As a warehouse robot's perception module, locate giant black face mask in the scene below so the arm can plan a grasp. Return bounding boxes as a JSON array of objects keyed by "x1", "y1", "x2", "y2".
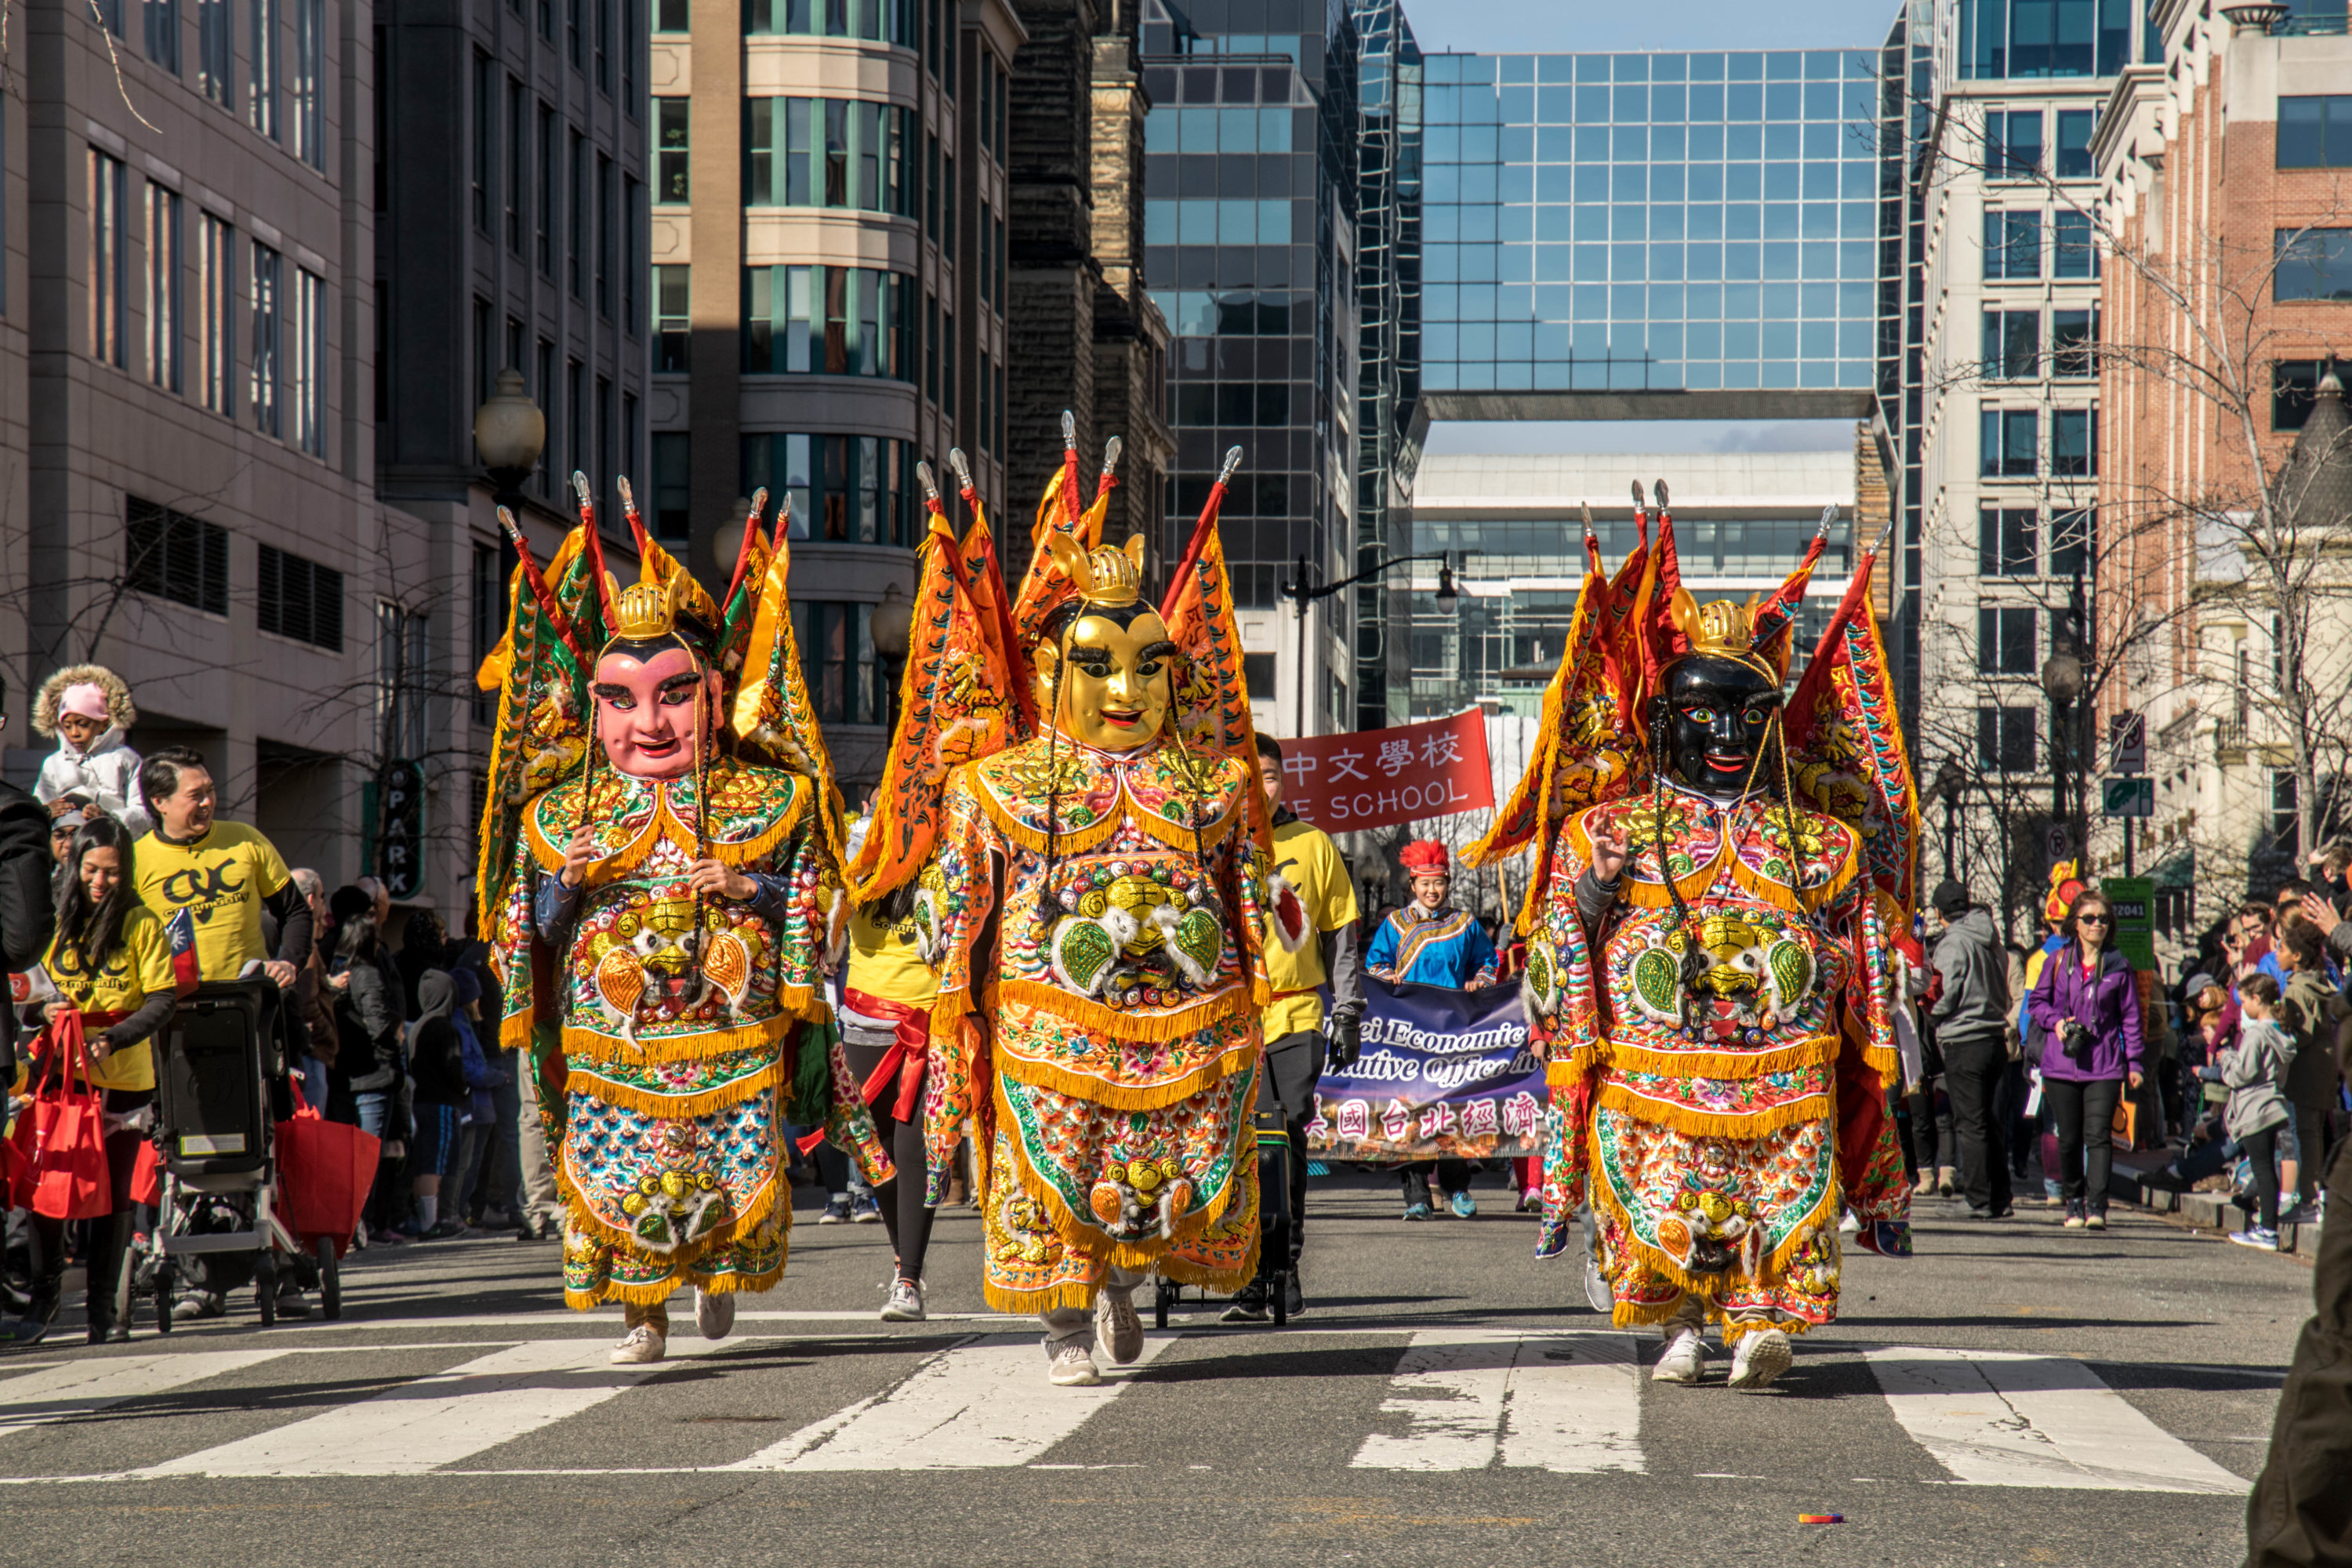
[{"x1": 1650, "y1": 655, "x2": 1782, "y2": 803}]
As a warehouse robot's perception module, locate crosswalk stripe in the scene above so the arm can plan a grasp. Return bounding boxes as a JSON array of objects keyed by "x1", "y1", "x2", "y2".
[
  {"x1": 1864, "y1": 1348, "x2": 2249, "y2": 1494},
  {"x1": 729, "y1": 1332, "x2": 1177, "y2": 1471},
  {"x1": 136, "y1": 1338, "x2": 729, "y2": 1478},
  {"x1": 1352, "y1": 1330, "x2": 1645, "y2": 1473},
  {"x1": 0, "y1": 1352, "x2": 289, "y2": 1436}
]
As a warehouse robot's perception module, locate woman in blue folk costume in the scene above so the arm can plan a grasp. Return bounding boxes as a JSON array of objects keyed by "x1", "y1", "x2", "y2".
[
  {"x1": 477, "y1": 479, "x2": 884, "y2": 1366},
  {"x1": 1367, "y1": 840, "x2": 1498, "y2": 990}
]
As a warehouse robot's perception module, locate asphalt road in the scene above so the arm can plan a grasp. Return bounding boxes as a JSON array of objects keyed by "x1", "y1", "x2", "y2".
[{"x1": 0, "y1": 1171, "x2": 2312, "y2": 1568}]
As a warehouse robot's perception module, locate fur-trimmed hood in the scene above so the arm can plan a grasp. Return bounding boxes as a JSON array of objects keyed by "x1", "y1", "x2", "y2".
[{"x1": 33, "y1": 664, "x2": 137, "y2": 739}]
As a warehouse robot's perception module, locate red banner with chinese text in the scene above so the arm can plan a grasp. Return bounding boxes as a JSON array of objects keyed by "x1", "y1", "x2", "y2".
[{"x1": 1276, "y1": 709, "x2": 1494, "y2": 833}]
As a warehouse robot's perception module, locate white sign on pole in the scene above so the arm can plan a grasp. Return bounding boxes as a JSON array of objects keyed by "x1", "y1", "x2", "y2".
[
  {"x1": 2045, "y1": 822, "x2": 2074, "y2": 862},
  {"x1": 2109, "y1": 712, "x2": 2147, "y2": 775}
]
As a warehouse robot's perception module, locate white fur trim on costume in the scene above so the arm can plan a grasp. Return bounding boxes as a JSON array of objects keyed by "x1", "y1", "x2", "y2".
[{"x1": 1266, "y1": 872, "x2": 1312, "y2": 953}]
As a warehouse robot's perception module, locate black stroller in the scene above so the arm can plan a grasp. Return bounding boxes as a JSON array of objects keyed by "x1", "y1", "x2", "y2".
[
  {"x1": 1152, "y1": 1104, "x2": 1292, "y2": 1327},
  {"x1": 144, "y1": 978, "x2": 341, "y2": 1329}
]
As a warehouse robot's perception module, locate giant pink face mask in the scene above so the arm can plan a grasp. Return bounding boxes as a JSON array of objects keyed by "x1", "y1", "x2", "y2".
[{"x1": 591, "y1": 645, "x2": 711, "y2": 780}]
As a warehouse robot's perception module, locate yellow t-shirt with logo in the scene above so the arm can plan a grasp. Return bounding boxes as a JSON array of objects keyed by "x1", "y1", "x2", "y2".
[
  {"x1": 44, "y1": 909, "x2": 175, "y2": 1091},
  {"x1": 134, "y1": 821, "x2": 293, "y2": 983},
  {"x1": 845, "y1": 902, "x2": 940, "y2": 1011},
  {"x1": 1261, "y1": 816, "x2": 1360, "y2": 1042}
]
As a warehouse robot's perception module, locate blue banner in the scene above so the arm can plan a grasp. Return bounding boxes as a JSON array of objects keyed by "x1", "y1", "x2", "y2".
[{"x1": 1305, "y1": 977, "x2": 1544, "y2": 1161}]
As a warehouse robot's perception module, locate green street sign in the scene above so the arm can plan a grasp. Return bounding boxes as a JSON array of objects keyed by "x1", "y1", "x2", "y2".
[
  {"x1": 2101, "y1": 876, "x2": 2157, "y2": 970},
  {"x1": 2103, "y1": 776, "x2": 2154, "y2": 818}
]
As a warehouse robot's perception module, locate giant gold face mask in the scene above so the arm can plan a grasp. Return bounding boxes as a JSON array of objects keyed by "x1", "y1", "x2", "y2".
[{"x1": 1035, "y1": 610, "x2": 1178, "y2": 753}]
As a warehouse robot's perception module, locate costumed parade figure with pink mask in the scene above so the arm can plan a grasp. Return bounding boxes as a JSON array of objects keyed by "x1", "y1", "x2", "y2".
[{"x1": 476, "y1": 477, "x2": 885, "y2": 1366}]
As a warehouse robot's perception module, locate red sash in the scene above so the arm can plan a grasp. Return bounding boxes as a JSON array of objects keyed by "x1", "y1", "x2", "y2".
[{"x1": 844, "y1": 987, "x2": 931, "y2": 1123}]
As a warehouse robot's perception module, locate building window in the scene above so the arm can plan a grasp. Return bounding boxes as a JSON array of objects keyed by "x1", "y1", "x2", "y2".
[
  {"x1": 535, "y1": 337, "x2": 555, "y2": 492},
  {"x1": 652, "y1": 432, "x2": 690, "y2": 539},
  {"x1": 652, "y1": 0, "x2": 685, "y2": 30},
  {"x1": 2277, "y1": 230, "x2": 2352, "y2": 303},
  {"x1": 655, "y1": 97, "x2": 689, "y2": 202},
  {"x1": 567, "y1": 0, "x2": 580, "y2": 67},
  {"x1": 1982, "y1": 209, "x2": 2040, "y2": 281},
  {"x1": 1958, "y1": 0, "x2": 2129, "y2": 80},
  {"x1": 794, "y1": 601, "x2": 883, "y2": 724},
  {"x1": 924, "y1": 131, "x2": 938, "y2": 242},
  {"x1": 147, "y1": 183, "x2": 182, "y2": 393},
  {"x1": 923, "y1": 291, "x2": 938, "y2": 402},
  {"x1": 199, "y1": 212, "x2": 234, "y2": 413},
  {"x1": 942, "y1": 150, "x2": 954, "y2": 260},
  {"x1": 1981, "y1": 308, "x2": 2038, "y2": 381},
  {"x1": 565, "y1": 357, "x2": 584, "y2": 485},
  {"x1": 597, "y1": 375, "x2": 613, "y2": 499},
  {"x1": 2050, "y1": 506, "x2": 2093, "y2": 578},
  {"x1": 537, "y1": 103, "x2": 557, "y2": 274},
  {"x1": 1976, "y1": 705, "x2": 2038, "y2": 772},
  {"x1": 89, "y1": 149, "x2": 126, "y2": 368},
  {"x1": 293, "y1": 0, "x2": 323, "y2": 166},
  {"x1": 654, "y1": 264, "x2": 688, "y2": 370},
  {"x1": 258, "y1": 542, "x2": 344, "y2": 648},
  {"x1": 198, "y1": 0, "x2": 230, "y2": 103},
  {"x1": 506, "y1": 77, "x2": 527, "y2": 252},
  {"x1": 978, "y1": 347, "x2": 993, "y2": 454},
  {"x1": 294, "y1": 267, "x2": 325, "y2": 456},
  {"x1": 2274, "y1": 359, "x2": 2350, "y2": 430},
  {"x1": 2053, "y1": 309, "x2": 2095, "y2": 377},
  {"x1": 2054, "y1": 109, "x2": 2094, "y2": 178},
  {"x1": 1977, "y1": 605, "x2": 2037, "y2": 675},
  {"x1": 597, "y1": 152, "x2": 614, "y2": 317},
  {"x1": 740, "y1": 432, "x2": 915, "y2": 546},
  {"x1": 1980, "y1": 406, "x2": 2038, "y2": 478},
  {"x1": 994, "y1": 359, "x2": 1004, "y2": 457},
  {"x1": 742, "y1": 264, "x2": 913, "y2": 379},
  {"x1": 251, "y1": 241, "x2": 281, "y2": 436},
  {"x1": 2053, "y1": 211, "x2": 2098, "y2": 278},
  {"x1": 249, "y1": 0, "x2": 278, "y2": 139},
  {"x1": 473, "y1": 53, "x2": 494, "y2": 231},
  {"x1": 1984, "y1": 108, "x2": 2042, "y2": 176},
  {"x1": 978, "y1": 49, "x2": 993, "y2": 157},
  {"x1": 2279, "y1": 96, "x2": 2352, "y2": 169},
  {"x1": 1978, "y1": 506, "x2": 2038, "y2": 575},
  {"x1": 472, "y1": 296, "x2": 492, "y2": 410},
  {"x1": 742, "y1": 0, "x2": 914, "y2": 45},
  {"x1": 622, "y1": 391, "x2": 639, "y2": 497},
  {"x1": 595, "y1": 0, "x2": 611, "y2": 91},
  {"x1": 623, "y1": 174, "x2": 641, "y2": 329},
  {"x1": 622, "y1": 0, "x2": 637, "y2": 103},
  {"x1": 568, "y1": 130, "x2": 586, "y2": 296},
  {"x1": 125, "y1": 496, "x2": 230, "y2": 615},
  {"x1": 744, "y1": 98, "x2": 911, "y2": 216},
  {"x1": 146, "y1": 0, "x2": 181, "y2": 73},
  {"x1": 978, "y1": 203, "x2": 993, "y2": 308},
  {"x1": 939, "y1": 305, "x2": 953, "y2": 414},
  {"x1": 2052, "y1": 407, "x2": 2095, "y2": 477}
]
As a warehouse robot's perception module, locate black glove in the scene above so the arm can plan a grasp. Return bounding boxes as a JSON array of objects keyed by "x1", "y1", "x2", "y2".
[{"x1": 1327, "y1": 1011, "x2": 1363, "y2": 1070}]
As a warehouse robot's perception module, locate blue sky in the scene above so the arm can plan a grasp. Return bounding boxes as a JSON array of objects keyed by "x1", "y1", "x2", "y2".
[{"x1": 1410, "y1": 0, "x2": 1899, "y2": 56}]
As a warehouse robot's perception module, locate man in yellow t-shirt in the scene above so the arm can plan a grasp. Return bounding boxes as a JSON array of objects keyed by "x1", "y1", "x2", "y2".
[
  {"x1": 1226, "y1": 732, "x2": 1363, "y2": 1323},
  {"x1": 132, "y1": 748, "x2": 312, "y2": 989}
]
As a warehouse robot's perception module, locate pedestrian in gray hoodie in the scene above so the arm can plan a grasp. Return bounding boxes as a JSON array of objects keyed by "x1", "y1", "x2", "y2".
[
  {"x1": 1930, "y1": 879, "x2": 2016, "y2": 1218},
  {"x1": 2221, "y1": 973, "x2": 2296, "y2": 1252}
]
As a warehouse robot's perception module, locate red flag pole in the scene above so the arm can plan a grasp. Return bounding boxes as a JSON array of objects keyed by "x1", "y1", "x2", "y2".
[
  {"x1": 1159, "y1": 446, "x2": 1244, "y2": 622},
  {"x1": 495, "y1": 507, "x2": 590, "y2": 666},
  {"x1": 1058, "y1": 410, "x2": 1082, "y2": 525}
]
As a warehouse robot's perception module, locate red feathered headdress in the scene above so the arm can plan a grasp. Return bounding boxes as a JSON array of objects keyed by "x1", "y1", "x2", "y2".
[{"x1": 1399, "y1": 840, "x2": 1451, "y2": 877}]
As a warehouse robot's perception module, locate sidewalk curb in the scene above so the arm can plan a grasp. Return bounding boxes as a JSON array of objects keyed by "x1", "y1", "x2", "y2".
[{"x1": 2108, "y1": 1156, "x2": 2313, "y2": 1252}]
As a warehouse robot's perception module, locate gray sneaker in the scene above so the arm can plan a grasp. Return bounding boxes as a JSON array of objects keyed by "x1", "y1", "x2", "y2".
[
  {"x1": 1046, "y1": 1338, "x2": 1101, "y2": 1387},
  {"x1": 880, "y1": 1278, "x2": 925, "y2": 1323},
  {"x1": 172, "y1": 1291, "x2": 225, "y2": 1323},
  {"x1": 1095, "y1": 1284, "x2": 1145, "y2": 1366}
]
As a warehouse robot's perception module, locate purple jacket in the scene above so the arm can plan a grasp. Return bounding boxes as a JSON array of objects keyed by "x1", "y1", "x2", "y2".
[{"x1": 2029, "y1": 942, "x2": 2147, "y2": 1083}]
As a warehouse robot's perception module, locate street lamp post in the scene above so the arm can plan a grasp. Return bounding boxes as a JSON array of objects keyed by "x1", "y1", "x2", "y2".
[
  {"x1": 2042, "y1": 637, "x2": 2085, "y2": 873},
  {"x1": 474, "y1": 367, "x2": 547, "y2": 517},
  {"x1": 869, "y1": 579, "x2": 914, "y2": 731},
  {"x1": 1934, "y1": 758, "x2": 1967, "y2": 882},
  {"x1": 1283, "y1": 551, "x2": 1457, "y2": 738}
]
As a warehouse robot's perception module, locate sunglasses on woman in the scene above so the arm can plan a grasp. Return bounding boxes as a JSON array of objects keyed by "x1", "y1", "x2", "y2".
[{"x1": 2078, "y1": 915, "x2": 2110, "y2": 926}]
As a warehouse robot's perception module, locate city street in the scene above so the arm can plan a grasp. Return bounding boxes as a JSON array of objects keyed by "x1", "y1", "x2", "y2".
[{"x1": 0, "y1": 1172, "x2": 2308, "y2": 1568}]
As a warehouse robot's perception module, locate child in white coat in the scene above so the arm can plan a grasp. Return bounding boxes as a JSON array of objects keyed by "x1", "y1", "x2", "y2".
[{"x1": 31, "y1": 665, "x2": 150, "y2": 836}]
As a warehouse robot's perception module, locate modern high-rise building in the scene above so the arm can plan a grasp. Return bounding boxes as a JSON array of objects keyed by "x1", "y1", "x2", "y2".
[
  {"x1": 3, "y1": 0, "x2": 397, "y2": 887},
  {"x1": 1140, "y1": 0, "x2": 1364, "y2": 739}
]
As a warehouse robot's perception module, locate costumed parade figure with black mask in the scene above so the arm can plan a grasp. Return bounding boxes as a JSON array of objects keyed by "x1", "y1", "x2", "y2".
[
  {"x1": 477, "y1": 477, "x2": 886, "y2": 1367},
  {"x1": 1471, "y1": 483, "x2": 1918, "y2": 1391}
]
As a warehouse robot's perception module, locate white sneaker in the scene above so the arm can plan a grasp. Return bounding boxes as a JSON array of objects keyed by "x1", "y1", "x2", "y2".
[
  {"x1": 695, "y1": 1289, "x2": 735, "y2": 1341},
  {"x1": 1652, "y1": 1327, "x2": 1706, "y2": 1384},
  {"x1": 1095, "y1": 1283, "x2": 1145, "y2": 1366},
  {"x1": 880, "y1": 1278, "x2": 925, "y2": 1323},
  {"x1": 1727, "y1": 1328, "x2": 1793, "y2": 1390},
  {"x1": 609, "y1": 1325, "x2": 666, "y2": 1365},
  {"x1": 1046, "y1": 1338, "x2": 1101, "y2": 1386}
]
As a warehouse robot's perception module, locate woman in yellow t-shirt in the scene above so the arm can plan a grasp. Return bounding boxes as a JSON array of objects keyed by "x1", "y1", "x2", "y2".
[
  {"x1": 840, "y1": 873, "x2": 943, "y2": 1323},
  {"x1": 20, "y1": 815, "x2": 177, "y2": 1345}
]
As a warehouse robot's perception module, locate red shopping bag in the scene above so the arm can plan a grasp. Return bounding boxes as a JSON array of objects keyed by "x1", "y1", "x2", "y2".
[
  {"x1": 130, "y1": 1138, "x2": 164, "y2": 1206},
  {"x1": 274, "y1": 1102, "x2": 379, "y2": 1255},
  {"x1": 23, "y1": 1014, "x2": 111, "y2": 1221}
]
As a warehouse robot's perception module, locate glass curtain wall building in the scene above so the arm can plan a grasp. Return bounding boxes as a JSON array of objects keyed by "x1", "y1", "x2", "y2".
[
  {"x1": 1414, "y1": 49, "x2": 1886, "y2": 408},
  {"x1": 1142, "y1": 0, "x2": 1365, "y2": 736}
]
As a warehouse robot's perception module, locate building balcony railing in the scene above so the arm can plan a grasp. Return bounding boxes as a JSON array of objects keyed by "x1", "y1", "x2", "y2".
[{"x1": 2215, "y1": 717, "x2": 2250, "y2": 761}]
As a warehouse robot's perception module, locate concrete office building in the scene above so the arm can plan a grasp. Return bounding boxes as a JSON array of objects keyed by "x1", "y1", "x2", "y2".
[
  {"x1": 3, "y1": 0, "x2": 396, "y2": 887},
  {"x1": 1903, "y1": 0, "x2": 2132, "y2": 887}
]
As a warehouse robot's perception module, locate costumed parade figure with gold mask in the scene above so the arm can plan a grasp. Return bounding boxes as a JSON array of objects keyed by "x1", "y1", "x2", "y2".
[
  {"x1": 477, "y1": 476, "x2": 886, "y2": 1367},
  {"x1": 1471, "y1": 484, "x2": 1918, "y2": 1392},
  {"x1": 887, "y1": 427, "x2": 1282, "y2": 1387}
]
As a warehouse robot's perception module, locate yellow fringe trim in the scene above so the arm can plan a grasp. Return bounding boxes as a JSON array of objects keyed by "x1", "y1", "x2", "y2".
[
  {"x1": 1601, "y1": 1033, "x2": 1838, "y2": 1080},
  {"x1": 1610, "y1": 1297, "x2": 1696, "y2": 1329},
  {"x1": 1545, "y1": 1051, "x2": 1599, "y2": 1087},
  {"x1": 1722, "y1": 1315, "x2": 1817, "y2": 1342},
  {"x1": 561, "y1": 1011, "x2": 797, "y2": 1066},
  {"x1": 982, "y1": 1278, "x2": 1102, "y2": 1315},
  {"x1": 1591, "y1": 1146, "x2": 1842, "y2": 1301},
  {"x1": 971, "y1": 775, "x2": 1239, "y2": 860},
  {"x1": 563, "y1": 1051, "x2": 791, "y2": 1118},
  {"x1": 499, "y1": 1008, "x2": 536, "y2": 1051},
  {"x1": 1000, "y1": 978, "x2": 1250, "y2": 1046},
  {"x1": 555, "y1": 1156, "x2": 786, "y2": 1258},
  {"x1": 1592, "y1": 1080, "x2": 1831, "y2": 1140},
  {"x1": 995, "y1": 1044, "x2": 1257, "y2": 1113},
  {"x1": 524, "y1": 768, "x2": 811, "y2": 877},
  {"x1": 1721, "y1": 835, "x2": 1859, "y2": 916},
  {"x1": 565, "y1": 1257, "x2": 789, "y2": 1312}
]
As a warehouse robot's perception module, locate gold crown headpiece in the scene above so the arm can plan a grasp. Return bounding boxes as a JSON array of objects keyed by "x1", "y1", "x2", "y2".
[
  {"x1": 604, "y1": 568, "x2": 688, "y2": 644},
  {"x1": 1667, "y1": 587, "x2": 1792, "y2": 681},
  {"x1": 1044, "y1": 533, "x2": 1147, "y2": 612}
]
